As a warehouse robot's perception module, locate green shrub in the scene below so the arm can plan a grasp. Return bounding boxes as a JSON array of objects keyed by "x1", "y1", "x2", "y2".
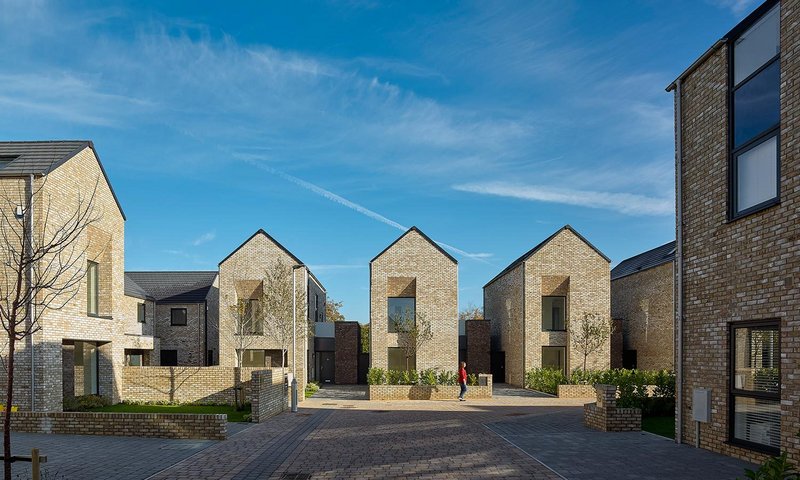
[
  {"x1": 524, "y1": 368, "x2": 567, "y2": 395},
  {"x1": 436, "y1": 370, "x2": 457, "y2": 386},
  {"x1": 652, "y1": 370, "x2": 676, "y2": 398},
  {"x1": 616, "y1": 369, "x2": 649, "y2": 409},
  {"x1": 305, "y1": 381, "x2": 320, "y2": 398},
  {"x1": 467, "y1": 373, "x2": 479, "y2": 386},
  {"x1": 387, "y1": 370, "x2": 404, "y2": 385},
  {"x1": 420, "y1": 369, "x2": 437, "y2": 386},
  {"x1": 367, "y1": 367, "x2": 386, "y2": 385},
  {"x1": 63, "y1": 394, "x2": 111, "y2": 411},
  {"x1": 741, "y1": 452, "x2": 798, "y2": 480}
]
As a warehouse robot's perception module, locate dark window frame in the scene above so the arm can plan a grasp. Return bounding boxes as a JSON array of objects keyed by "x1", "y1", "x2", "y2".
[
  {"x1": 728, "y1": 318, "x2": 780, "y2": 454},
  {"x1": 541, "y1": 346, "x2": 567, "y2": 375},
  {"x1": 542, "y1": 296, "x2": 567, "y2": 332},
  {"x1": 170, "y1": 308, "x2": 188, "y2": 326},
  {"x1": 727, "y1": 2, "x2": 781, "y2": 221},
  {"x1": 137, "y1": 303, "x2": 146, "y2": 323},
  {"x1": 160, "y1": 349, "x2": 178, "y2": 366}
]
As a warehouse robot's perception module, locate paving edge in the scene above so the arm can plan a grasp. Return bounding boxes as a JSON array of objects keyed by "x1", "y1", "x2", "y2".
[{"x1": 482, "y1": 423, "x2": 568, "y2": 480}]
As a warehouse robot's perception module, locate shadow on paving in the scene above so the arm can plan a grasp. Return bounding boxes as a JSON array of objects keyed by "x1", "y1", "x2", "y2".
[
  {"x1": 486, "y1": 409, "x2": 758, "y2": 480},
  {"x1": 312, "y1": 384, "x2": 368, "y2": 401}
]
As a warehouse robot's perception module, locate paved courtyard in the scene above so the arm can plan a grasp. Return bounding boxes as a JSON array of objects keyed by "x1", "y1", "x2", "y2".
[{"x1": 9, "y1": 387, "x2": 757, "y2": 479}]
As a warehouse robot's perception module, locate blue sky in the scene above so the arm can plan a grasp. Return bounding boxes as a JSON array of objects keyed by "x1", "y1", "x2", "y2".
[{"x1": 0, "y1": 0, "x2": 760, "y2": 322}]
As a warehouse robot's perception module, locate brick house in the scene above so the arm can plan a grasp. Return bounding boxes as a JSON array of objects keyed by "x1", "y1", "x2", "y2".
[
  {"x1": 217, "y1": 229, "x2": 325, "y2": 401},
  {"x1": 483, "y1": 225, "x2": 610, "y2": 387},
  {"x1": 610, "y1": 241, "x2": 675, "y2": 371},
  {"x1": 667, "y1": 0, "x2": 797, "y2": 462},
  {"x1": 369, "y1": 227, "x2": 459, "y2": 373},
  {"x1": 0, "y1": 141, "x2": 149, "y2": 411},
  {"x1": 124, "y1": 271, "x2": 219, "y2": 366}
]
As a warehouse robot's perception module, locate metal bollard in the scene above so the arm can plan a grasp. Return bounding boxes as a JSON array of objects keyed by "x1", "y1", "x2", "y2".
[{"x1": 291, "y1": 378, "x2": 298, "y2": 413}]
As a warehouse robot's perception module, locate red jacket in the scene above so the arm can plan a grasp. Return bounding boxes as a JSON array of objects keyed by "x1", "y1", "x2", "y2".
[{"x1": 458, "y1": 367, "x2": 467, "y2": 384}]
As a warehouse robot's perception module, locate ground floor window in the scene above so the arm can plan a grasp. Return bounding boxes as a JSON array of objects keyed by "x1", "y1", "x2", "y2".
[
  {"x1": 241, "y1": 349, "x2": 266, "y2": 367},
  {"x1": 542, "y1": 346, "x2": 566, "y2": 375},
  {"x1": 74, "y1": 341, "x2": 98, "y2": 395},
  {"x1": 730, "y1": 320, "x2": 780, "y2": 452},
  {"x1": 388, "y1": 347, "x2": 414, "y2": 371},
  {"x1": 125, "y1": 349, "x2": 146, "y2": 366},
  {"x1": 265, "y1": 349, "x2": 288, "y2": 368},
  {"x1": 160, "y1": 349, "x2": 178, "y2": 366}
]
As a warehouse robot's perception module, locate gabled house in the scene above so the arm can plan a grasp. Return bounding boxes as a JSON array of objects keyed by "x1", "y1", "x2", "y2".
[
  {"x1": 369, "y1": 227, "x2": 459, "y2": 373},
  {"x1": 0, "y1": 141, "x2": 136, "y2": 411},
  {"x1": 483, "y1": 225, "x2": 610, "y2": 387},
  {"x1": 610, "y1": 241, "x2": 675, "y2": 370}
]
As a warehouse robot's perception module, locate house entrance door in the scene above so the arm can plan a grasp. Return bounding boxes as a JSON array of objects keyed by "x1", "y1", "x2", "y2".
[{"x1": 319, "y1": 352, "x2": 335, "y2": 384}]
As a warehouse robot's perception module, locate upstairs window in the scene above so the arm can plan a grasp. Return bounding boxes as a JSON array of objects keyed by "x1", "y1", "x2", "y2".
[
  {"x1": 731, "y1": 4, "x2": 781, "y2": 217},
  {"x1": 542, "y1": 296, "x2": 566, "y2": 331},
  {"x1": 171, "y1": 308, "x2": 187, "y2": 326},
  {"x1": 87, "y1": 261, "x2": 99, "y2": 315},
  {"x1": 388, "y1": 297, "x2": 415, "y2": 333},
  {"x1": 137, "y1": 303, "x2": 146, "y2": 323}
]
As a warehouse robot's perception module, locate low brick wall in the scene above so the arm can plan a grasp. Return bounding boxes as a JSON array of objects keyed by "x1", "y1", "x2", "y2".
[
  {"x1": 369, "y1": 374, "x2": 492, "y2": 400},
  {"x1": 558, "y1": 384, "x2": 597, "y2": 398},
  {"x1": 251, "y1": 370, "x2": 288, "y2": 423},
  {"x1": 10, "y1": 411, "x2": 226, "y2": 440},
  {"x1": 121, "y1": 366, "x2": 266, "y2": 405},
  {"x1": 583, "y1": 384, "x2": 641, "y2": 432}
]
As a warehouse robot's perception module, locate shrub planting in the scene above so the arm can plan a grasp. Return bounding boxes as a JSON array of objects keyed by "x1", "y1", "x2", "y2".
[{"x1": 367, "y1": 368, "x2": 475, "y2": 386}]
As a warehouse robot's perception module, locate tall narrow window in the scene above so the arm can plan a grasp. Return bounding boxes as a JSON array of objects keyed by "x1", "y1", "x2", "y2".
[
  {"x1": 730, "y1": 321, "x2": 779, "y2": 452},
  {"x1": 137, "y1": 303, "x2": 146, "y2": 323},
  {"x1": 86, "y1": 261, "x2": 98, "y2": 315},
  {"x1": 387, "y1": 297, "x2": 415, "y2": 333},
  {"x1": 542, "y1": 346, "x2": 566, "y2": 375},
  {"x1": 731, "y1": 3, "x2": 781, "y2": 217}
]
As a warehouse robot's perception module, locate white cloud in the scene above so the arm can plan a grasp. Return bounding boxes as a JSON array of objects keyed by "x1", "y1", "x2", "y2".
[
  {"x1": 709, "y1": 0, "x2": 758, "y2": 15},
  {"x1": 453, "y1": 182, "x2": 673, "y2": 216},
  {"x1": 191, "y1": 231, "x2": 216, "y2": 246}
]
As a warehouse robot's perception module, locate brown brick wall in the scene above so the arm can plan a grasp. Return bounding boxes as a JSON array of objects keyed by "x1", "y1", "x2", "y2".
[
  {"x1": 465, "y1": 320, "x2": 491, "y2": 374},
  {"x1": 10, "y1": 411, "x2": 226, "y2": 440},
  {"x1": 335, "y1": 322, "x2": 359, "y2": 384},
  {"x1": 611, "y1": 262, "x2": 674, "y2": 370},
  {"x1": 250, "y1": 369, "x2": 288, "y2": 422},
  {"x1": 676, "y1": 1, "x2": 800, "y2": 463}
]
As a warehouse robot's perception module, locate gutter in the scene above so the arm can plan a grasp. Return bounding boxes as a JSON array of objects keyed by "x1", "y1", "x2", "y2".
[{"x1": 674, "y1": 79, "x2": 684, "y2": 444}]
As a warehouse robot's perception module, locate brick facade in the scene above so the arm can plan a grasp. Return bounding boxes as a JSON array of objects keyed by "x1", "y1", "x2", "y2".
[
  {"x1": 334, "y1": 322, "x2": 359, "y2": 384},
  {"x1": 484, "y1": 226, "x2": 611, "y2": 387},
  {"x1": 611, "y1": 262, "x2": 675, "y2": 370},
  {"x1": 370, "y1": 227, "x2": 459, "y2": 372},
  {"x1": 671, "y1": 0, "x2": 799, "y2": 464},
  {"x1": 121, "y1": 366, "x2": 264, "y2": 405},
  {"x1": 465, "y1": 320, "x2": 491, "y2": 375}
]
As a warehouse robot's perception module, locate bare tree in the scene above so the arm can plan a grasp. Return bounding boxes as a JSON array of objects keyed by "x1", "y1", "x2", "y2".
[
  {"x1": 569, "y1": 312, "x2": 613, "y2": 372},
  {"x1": 0, "y1": 175, "x2": 100, "y2": 480},
  {"x1": 214, "y1": 296, "x2": 263, "y2": 408},
  {"x1": 392, "y1": 310, "x2": 433, "y2": 372},
  {"x1": 459, "y1": 303, "x2": 484, "y2": 321},
  {"x1": 259, "y1": 259, "x2": 307, "y2": 377}
]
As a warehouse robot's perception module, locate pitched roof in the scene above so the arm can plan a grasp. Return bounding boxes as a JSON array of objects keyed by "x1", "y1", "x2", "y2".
[
  {"x1": 370, "y1": 226, "x2": 458, "y2": 264},
  {"x1": 124, "y1": 271, "x2": 218, "y2": 303},
  {"x1": 0, "y1": 140, "x2": 126, "y2": 220},
  {"x1": 611, "y1": 241, "x2": 675, "y2": 281},
  {"x1": 218, "y1": 229, "x2": 325, "y2": 292},
  {"x1": 124, "y1": 274, "x2": 153, "y2": 301},
  {"x1": 484, "y1": 225, "x2": 610, "y2": 289}
]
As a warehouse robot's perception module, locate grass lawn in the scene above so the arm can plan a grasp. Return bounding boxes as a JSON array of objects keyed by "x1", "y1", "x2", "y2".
[
  {"x1": 89, "y1": 404, "x2": 251, "y2": 422},
  {"x1": 642, "y1": 416, "x2": 675, "y2": 439}
]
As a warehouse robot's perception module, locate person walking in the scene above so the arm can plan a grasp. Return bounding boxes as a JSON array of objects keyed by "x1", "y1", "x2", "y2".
[{"x1": 458, "y1": 361, "x2": 468, "y2": 401}]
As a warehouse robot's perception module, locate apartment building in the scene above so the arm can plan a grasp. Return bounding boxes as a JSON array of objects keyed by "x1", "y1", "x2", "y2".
[
  {"x1": 483, "y1": 225, "x2": 610, "y2": 387},
  {"x1": 610, "y1": 241, "x2": 675, "y2": 370},
  {"x1": 668, "y1": 0, "x2": 796, "y2": 462},
  {"x1": 369, "y1": 227, "x2": 459, "y2": 372}
]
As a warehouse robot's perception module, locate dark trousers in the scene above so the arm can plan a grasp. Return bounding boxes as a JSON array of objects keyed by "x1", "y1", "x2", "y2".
[{"x1": 459, "y1": 382, "x2": 467, "y2": 399}]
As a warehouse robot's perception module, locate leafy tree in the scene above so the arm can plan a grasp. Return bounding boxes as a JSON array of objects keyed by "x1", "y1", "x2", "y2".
[
  {"x1": 325, "y1": 297, "x2": 345, "y2": 322},
  {"x1": 392, "y1": 311, "x2": 433, "y2": 372},
  {"x1": 569, "y1": 312, "x2": 613, "y2": 372},
  {"x1": 360, "y1": 324, "x2": 370, "y2": 354},
  {"x1": 459, "y1": 303, "x2": 484, "y2": 321},
  {"x1": 259, "y1": 258, "x2": 308, "y2": 377}
]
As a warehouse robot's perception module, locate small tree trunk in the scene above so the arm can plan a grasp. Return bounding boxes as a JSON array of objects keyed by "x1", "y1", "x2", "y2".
[
  {"x1": 4, "y1": 334, "x2": 16, "y2": 480},
  {"x1": 583, "y1": 353, "x2": 588, "y2": 372}
]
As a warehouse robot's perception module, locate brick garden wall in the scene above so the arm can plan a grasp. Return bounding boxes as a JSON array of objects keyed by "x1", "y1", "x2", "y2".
[
  {"x1": 10, "y1": 411, "x2": 226, "y2": 440},
  {"x1": 250, "y1": 370, "x2": 288, "y2": 423},
  {"x1": 557, "y1": 384, "x2": 596, "y2": 398},
  {"x1": 121, "y1": 366, "x2": 265, "y2": 405},
  {"x1": 369, "y1": 374, "x2": 492, "y2": 400},
  {"x1": 335, "y1": 322, "x2": 359, "y2": 384},
  {"x1": 583, "y1": 384, "x2": 641, "y2": 432}
]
